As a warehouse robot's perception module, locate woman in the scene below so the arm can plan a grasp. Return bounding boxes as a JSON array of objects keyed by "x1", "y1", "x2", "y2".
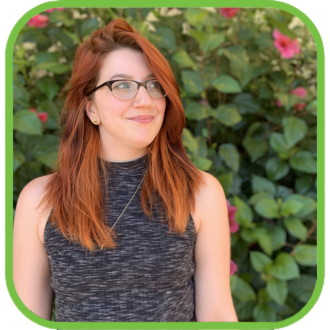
[{"x1": 13, "y1": 18, "x2": 238, "y2": 322}]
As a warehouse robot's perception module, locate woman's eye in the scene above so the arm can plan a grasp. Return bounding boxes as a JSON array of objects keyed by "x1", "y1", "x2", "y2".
[{"x1": 114, "y1": 82, "x2": 130, "y2": 89}]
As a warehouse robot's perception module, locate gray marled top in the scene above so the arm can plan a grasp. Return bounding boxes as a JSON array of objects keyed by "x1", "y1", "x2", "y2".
[{"x1": 44, "y1": 153, "x2": 197, "y2": 322}]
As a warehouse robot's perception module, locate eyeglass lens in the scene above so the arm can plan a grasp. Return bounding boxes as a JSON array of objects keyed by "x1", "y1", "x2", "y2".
[{"x1": 111, "y1": 81, "x2": 165, "y2": 100}]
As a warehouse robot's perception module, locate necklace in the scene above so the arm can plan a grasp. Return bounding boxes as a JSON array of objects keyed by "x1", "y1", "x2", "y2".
[{"x1": 110, "y1": 167, "x2": 149, "y2": 230}]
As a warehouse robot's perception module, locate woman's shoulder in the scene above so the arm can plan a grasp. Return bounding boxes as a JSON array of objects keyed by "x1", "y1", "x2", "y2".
[
  {"x1": 16, "y1": 174, "x2": 55, "y2": 244},
  {"x1": 193, "y1": 170, "x2": 226, "y2": 233}
]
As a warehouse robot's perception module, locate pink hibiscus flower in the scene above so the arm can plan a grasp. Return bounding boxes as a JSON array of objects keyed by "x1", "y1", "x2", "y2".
[
  {"x1": 275, "y1": 86, "x2": 307, "y2": 109},
  {"x1": 220, "y1": 8, "x2": 240, "y2": 19},
  {"x1": 290, "y1": 87, "x2": 307, "y2": 98},
  {"x1": 226, "y1": 200, "x2": 239, "y2": 233},
  {"x1": 230, "y1": 260, "x2": 238, "y2": 276},
  {"x1": 273, "y1": 29, "x2": 300, "y2": 59},
  {"x1": 27, "y1": 14, "x2": 49, "y2": 28},
  {"x1": 293, "y1": 103, "x2": 307, "y2": 111},
  {"x1": 30, "y1": 108, "x2": 48, "y2": 123}
]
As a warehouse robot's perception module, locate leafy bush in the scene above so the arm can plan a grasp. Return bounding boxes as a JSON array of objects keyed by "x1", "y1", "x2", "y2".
[{"x1": 13, "y1": 7, "x2": 317, "y2": 322}]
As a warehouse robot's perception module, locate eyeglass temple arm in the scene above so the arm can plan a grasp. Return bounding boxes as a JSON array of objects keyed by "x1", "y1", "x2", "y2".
[{"x1": 86, "y1": 82, "x2": 110, "y2": 97}]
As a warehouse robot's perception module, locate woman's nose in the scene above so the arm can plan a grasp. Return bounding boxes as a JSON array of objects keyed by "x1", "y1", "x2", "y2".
[{"x1": 134, "y1": 85, "x2": 153, "y2": 107}]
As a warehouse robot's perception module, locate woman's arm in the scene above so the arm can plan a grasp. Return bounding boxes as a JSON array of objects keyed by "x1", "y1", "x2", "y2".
[
  {"x1": 194, "y1": 172, "x2": 238, "y2": 322},
  {"x1": 13, "y1": 176, "x2": 54, "y2": 320}
]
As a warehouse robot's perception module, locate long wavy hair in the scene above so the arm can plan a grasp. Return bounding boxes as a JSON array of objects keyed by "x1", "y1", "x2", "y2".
[{"x1": 38, "y1": 18, "x2": 206, "y2": 252}]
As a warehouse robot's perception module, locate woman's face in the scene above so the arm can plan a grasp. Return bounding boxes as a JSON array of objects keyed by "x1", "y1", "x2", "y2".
[{"x1": 86, "y1": 48, "x2": 166, "y2": 160}]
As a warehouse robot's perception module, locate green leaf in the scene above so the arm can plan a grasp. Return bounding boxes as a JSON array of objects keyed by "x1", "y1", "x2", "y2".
[
  {"x1": 256, "y1": 32, "x2": 273, "y2": 48},
  {"x1": 258, "y1": 84, "x2": 274, "y2": 100},
  {"x1": 13, "y1": 149, "x2": 25, "y2": 171},
  {"x1": 219, "y1": 144, "x2": 240, "y2": 172},
  {"x1": 47, "y1": 28, "x2": 74, "y2": 49},
  {"x1": 233, "y1": 196, "x2": 253, "y2": 226},
  {"x1": 190, "y1": 30, "x2": 206, "y2": 43},
  {"x1": 288, "y1": 275, "x2": 316, "y2": 303},
  {"x1": 36, "y1": 62, "x2": 71, "y2": 75},
  {"x1": 212, "y1": 74, "x2": 242, "y2": 94},
  {"x1": 35, "y1": 51, "x2": 61, "y2": 65},
  {"x1": 255, "y1": 198, "x2": 280, "y2": 219},
  {"x1": 233, "y1": 300, "x2": 255, "y2": 321},
  {"x1": 217, "y1": 172, "x2": 233, "y2": 197},
  {"x1": 253, "y1": 228, "x2": 273, "y2": 256},
  {"x1": 242, "y1": 136, "x2": 268, "y2": 162},
  {"x1": 49, "y1": 9, "x2": 74, "y2": 27},
  {"x1": 241, "y1": 228, "x2": 257, "y2": 243},
  {"x1": 155, "y1": 27, "x2": 176, "y2": 51},
  {"x1": 13, "y1": 82, "x2": 30, "y2": 107},
  {"x1": 293, "y1": 244, "x2": 317, "y2": 266},
  {"x1": 231, "y1": 275, "x2": 256, "y2": 302},
  {"x1": 182, "y1": 128, "x2": 199, "y2": 156},
  {"x1": 223, "y1": 46, "x2": 253, "y2": 88},
  {"x1": 283, "y1": 218, "x2": 308, "y2": 241},
  {"x1": 234, "y1": 93, "x2": 261, "y2": 114},
  {"x1": 295, "y1": 175, "x2": 314, "y2": 194},
  {"x1": 306, "y1": 99, "x2": 317, "y2": 116},
  {"x1": 212, "y1": 104, "x2": 242, "y2": 126},
  {"x1": 185, "y1": 8, "x2": 208, "y2": 30},
  {"x1": 172, "y1": 51, "x2": 197, "y2": 70},
  {"x1": 252, "y1": 304, "x2": 277, "y2": 322},
  {"x1": 269, "y1": 226, "x2": 287, "y2": 251},
  {"x1": 274, "y1": 92, "x2": 300, "y2": 111},
  {"x1": 27, "y1": 134, "x2": 61, "y2": 163},
  {"x1": 252, "y1": 175, "x2": 276, "y2": 196},
  {"x1": 192, "y1": 156, "x2": 212, "y2": 171},
  {"x1": 79, "y1": 18, "x2": 99, "y2": 37},
  {"x1": 266, "y1": 278, "x2": 288, "y2": 306},
  {"x1": 250, "y1": 251, "x2": 272, "y2": 273},
  {"x1": 289, "y1": 150, "x2": 317, "y2": 174},
  {"x1": 248, "y1": 192, "x2": 273, "y2": 206},
  {"x1": 281, "y1": 200, "x2": 304, "y2": 217},
  {"x1": 36, "y1": 76, "x2": 60, "y2": 100},
  {"x1": 282, "y1": 117, "x2": 308, "y2": 148},
  {"x1": 265, "y1": 157, "x2": 290, "y2": 181},
  {"x1": 270, "y1": 253, "x2": 300, "y2": 281},
  {"x1": 201, "y1": 33, "x2": 225, "y2": 52},
  {"x1": 184, "y1": 101, "x2": 211, "y2": 120},
  {"x1": 270, "y1": 132, "x2": 289, "y2": 154},
  {"x1": 13, "y1": 110, "x2": 42, "y2": 135},
  {"x1": 181, "y1": 70, "x2": 204, "y2": 95},
  {"x1": 285, "y1": 194, "x2": 317, "y2": 218}
]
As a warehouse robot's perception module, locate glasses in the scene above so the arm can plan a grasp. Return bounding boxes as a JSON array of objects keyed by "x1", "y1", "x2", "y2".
[{"x1": 86, "y1": 79, "x2": 167, "y2": 100}]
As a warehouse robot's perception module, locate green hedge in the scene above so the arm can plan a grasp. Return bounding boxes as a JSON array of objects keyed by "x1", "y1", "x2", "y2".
[{"x1": 13, "y1": 7, "x2": 317, "y2": 322}]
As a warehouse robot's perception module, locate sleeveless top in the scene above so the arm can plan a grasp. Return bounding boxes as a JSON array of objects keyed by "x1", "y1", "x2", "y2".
[{"x1": 44, "y1": 154, "x2": 197, "y2": 322}]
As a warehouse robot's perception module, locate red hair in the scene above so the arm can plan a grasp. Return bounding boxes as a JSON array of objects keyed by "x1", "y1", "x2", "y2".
[{"x1": 38, "y1": 18, "x2": 206, "y2": 251}]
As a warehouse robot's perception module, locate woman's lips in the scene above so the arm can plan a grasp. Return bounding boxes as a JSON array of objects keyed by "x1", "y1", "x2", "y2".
[{"x1": 128, "y1": 116, "x2": 154, "y2": 123}]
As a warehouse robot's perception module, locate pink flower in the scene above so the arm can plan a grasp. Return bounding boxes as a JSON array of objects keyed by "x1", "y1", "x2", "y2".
[
  {"x1": 294, "y1": 103, "x2": 307, "y2": 111},
  {"x1": 226, "y1": 200, "x2": 239, "y2": 233},
  {"x1": 290, "y1": 87, "x2": 307, "y2": 98},
  {"x1": 27, "y1": 14, "x2": 49, "y2": 28},
  {"x1": 37, "y1": 112, "x2": 48, "y2": 123},
  {"x1": 220, "y1": 8, "x2": 240, "y2": 19},
  {"x1": 29, "y1": 108, "x2": 48, "y2": 123},
  {"x1": 276, "y1": 100, "x2": 283, "y2": 107},
  {"x1": 230, "y1": 260, "x2": 238, "y2": 276},
  {"x1": 273, "y1": 29, "x2": 300, "y2": 59},
  {"x1": 45, "y1": 8, "x2": 64, "y2": 13}
]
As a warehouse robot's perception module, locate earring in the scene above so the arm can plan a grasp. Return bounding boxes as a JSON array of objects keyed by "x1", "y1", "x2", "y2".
[{"x1": 93, "y1": 118, "x2": 98, "y2": 125}]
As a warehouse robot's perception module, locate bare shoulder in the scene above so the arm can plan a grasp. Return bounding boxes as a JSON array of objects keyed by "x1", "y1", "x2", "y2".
[
  {"x1": 192, "y1": 170, "x2": 226, "y2": 234},
  {"x1": 16, "y1": 174, "x2": 54, "y2": 244}
]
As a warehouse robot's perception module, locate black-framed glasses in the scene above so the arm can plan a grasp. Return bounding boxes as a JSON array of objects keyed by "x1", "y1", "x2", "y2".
[{"x1": 85, "y1": 79, "x2": 167, "y2": 100}]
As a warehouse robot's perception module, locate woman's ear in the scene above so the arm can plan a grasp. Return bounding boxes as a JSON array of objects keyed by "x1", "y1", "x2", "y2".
[{"x1": 85, "y1": 100, "x2": 97, "y2": 120}]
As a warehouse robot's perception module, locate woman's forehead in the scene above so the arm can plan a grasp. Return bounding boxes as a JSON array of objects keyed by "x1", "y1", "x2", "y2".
[{"x1": 99, "y1": 49, "x2": 153, "y2": 80}]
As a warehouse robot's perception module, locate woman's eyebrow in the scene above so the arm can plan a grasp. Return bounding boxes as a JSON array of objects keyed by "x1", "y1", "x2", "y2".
[{"x1": 109, "y1": 73, "x2": 156, "y2": 80}]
